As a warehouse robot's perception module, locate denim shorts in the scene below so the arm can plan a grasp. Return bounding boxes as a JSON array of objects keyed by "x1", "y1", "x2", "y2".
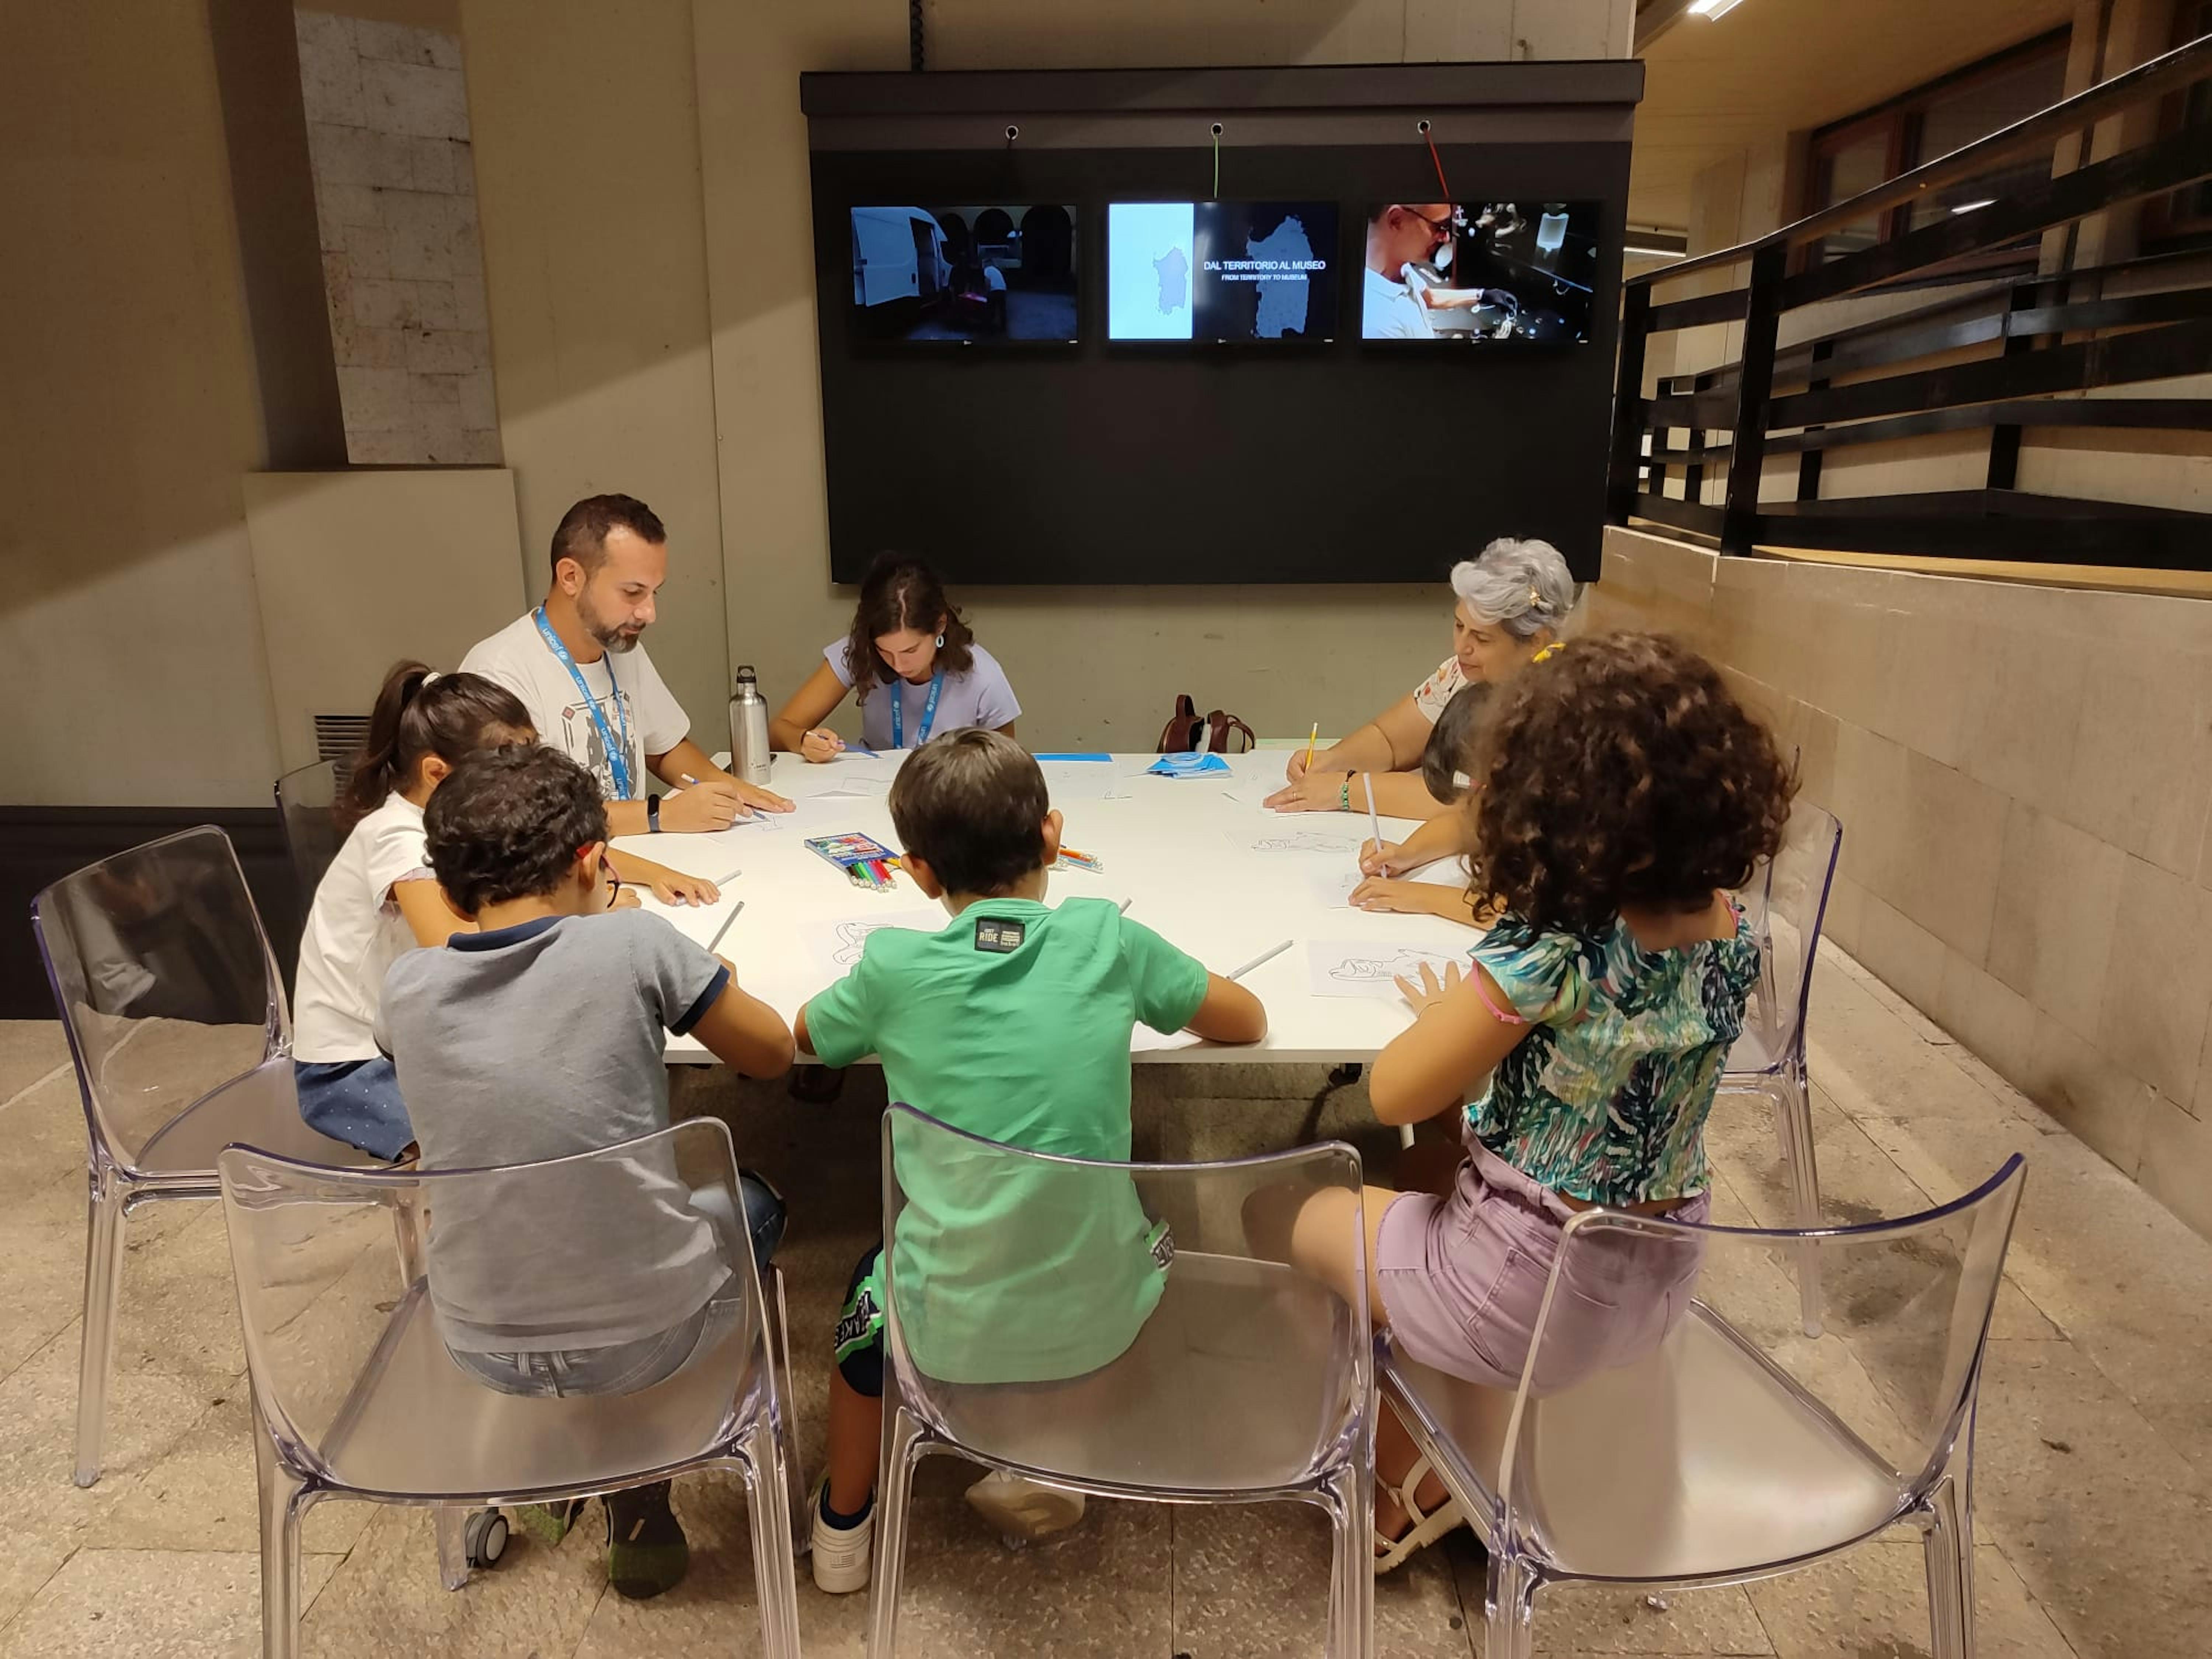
[{"x1": 1375, "y1": 1126, "x2": 1709, "y2": 1394}]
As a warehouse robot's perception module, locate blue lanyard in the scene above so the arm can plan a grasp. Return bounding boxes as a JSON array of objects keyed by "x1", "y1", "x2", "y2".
[
  {"x1": 890, "y1": 669, "x2": 945, "y2": 750},
  {"x1": 532, "y1": 607, "x2": 633, "y2": 798}
]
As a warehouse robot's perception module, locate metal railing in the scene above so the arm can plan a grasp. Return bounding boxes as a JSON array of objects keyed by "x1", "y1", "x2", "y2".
[{"x1": 1608, "y1": 31, "x2": 2212, "y2": 568}]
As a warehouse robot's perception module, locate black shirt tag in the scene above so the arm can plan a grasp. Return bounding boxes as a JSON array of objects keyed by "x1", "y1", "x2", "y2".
[{"x1": 974, "y1": 916, "x2": 1027, "y2": 954}]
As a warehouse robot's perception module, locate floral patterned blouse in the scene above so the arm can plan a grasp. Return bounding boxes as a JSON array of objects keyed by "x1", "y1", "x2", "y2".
[{"x1": 1465, "y1": 905, "x2": 1761, "y2": 1206}]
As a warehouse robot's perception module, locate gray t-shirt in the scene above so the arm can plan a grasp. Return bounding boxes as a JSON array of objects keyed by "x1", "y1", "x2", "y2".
[{"x1": 380, "y1": 909, "x2": 731, "y2": 1352}]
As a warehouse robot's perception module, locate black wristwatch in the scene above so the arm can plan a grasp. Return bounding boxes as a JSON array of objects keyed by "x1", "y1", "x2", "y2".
[{"x1": 646, "y1": 794, "x2": 662, "y2": 832}]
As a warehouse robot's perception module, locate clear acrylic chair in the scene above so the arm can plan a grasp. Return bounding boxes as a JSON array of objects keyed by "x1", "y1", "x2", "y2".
[
  {"x1": 218, "y1": 1117, "x2": 803, "y2": 1659},
  {"x1": 273, "y1": 760, "x2": 345, "y2": 913},
  {"x1": 1382, "y1": 1154, "x2": 2025, "y2": 1659},
  {"x1": 869, "y1": 1104, "x2": 1373, "y2": 1659},
  {"x1": 30, "y1": 824, "x2": 370, "y2": 1488},
  {"x1": 1726, "y1": 803, "x2": 1843, "y2": 1333}
]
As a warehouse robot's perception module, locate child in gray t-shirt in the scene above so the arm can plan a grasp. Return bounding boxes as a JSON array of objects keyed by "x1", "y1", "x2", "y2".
[{"x1": 380, "y1": 745, "x2": 795, "y2": 1601}]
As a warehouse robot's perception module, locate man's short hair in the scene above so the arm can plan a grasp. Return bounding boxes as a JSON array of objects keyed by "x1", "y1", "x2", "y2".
[
  {"x1": 550, "y1": 493, "x2": 667, "y2": 576},
  {"x1": 888, "y1": 728, "x2": 1050, "y2": 898},
  {"x1": 424, "y1": 745, "x2": 609, "y2": 916}
]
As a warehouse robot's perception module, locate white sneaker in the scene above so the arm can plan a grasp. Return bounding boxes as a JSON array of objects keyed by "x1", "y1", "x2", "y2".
[
  {"x1": 964, "y1": 1470, "x2": 1086, "y2": 1543},
  {"x1": 809, "y1": 1483, "x2": 873, "y2": 1594}
]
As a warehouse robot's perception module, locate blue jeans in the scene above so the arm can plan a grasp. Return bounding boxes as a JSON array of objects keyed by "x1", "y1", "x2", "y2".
[{"x1": 450, "y1": 1172, "x2": 787, "y2": 1399}]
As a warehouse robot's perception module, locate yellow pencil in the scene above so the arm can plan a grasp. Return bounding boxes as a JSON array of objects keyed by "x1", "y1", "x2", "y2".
[{"x1": 1304, "y1": 722, "x2": 1319, "y2": 770}]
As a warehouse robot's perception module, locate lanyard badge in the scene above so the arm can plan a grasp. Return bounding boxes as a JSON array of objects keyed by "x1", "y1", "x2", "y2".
[
  {"x1": 890, "y1": 668, "x2": 945, "y2": 750},
  {"x1": 533, "y1": 607, "x2": 634, "y2": 798}
]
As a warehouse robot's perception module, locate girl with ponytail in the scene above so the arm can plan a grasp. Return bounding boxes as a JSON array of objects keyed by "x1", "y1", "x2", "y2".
[{"x1": 294, "y1": 661, "x2": 534, "y2": 1157}]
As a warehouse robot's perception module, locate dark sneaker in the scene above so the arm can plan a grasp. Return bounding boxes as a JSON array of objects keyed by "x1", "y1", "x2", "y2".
[{"x1": 605, "y1": 1481, "x2": 690, "y2": 1600}]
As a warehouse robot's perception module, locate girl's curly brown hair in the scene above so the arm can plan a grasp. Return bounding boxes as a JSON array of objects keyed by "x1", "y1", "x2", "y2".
[{"x1": 1464, "y1": 632, "x2": 1795, "y2": 934}]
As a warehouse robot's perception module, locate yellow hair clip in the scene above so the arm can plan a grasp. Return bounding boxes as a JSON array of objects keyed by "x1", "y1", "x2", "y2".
[{"x1": 1532, "y1": 642, "x2": 1562, "y2": 663}]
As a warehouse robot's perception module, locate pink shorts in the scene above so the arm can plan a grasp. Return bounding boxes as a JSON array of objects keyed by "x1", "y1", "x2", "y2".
[{"x1": 1374, "y1": 1124, "x2": 1710, "y2": 1393}]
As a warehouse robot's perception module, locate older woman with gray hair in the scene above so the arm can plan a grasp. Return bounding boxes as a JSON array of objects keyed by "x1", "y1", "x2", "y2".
[{"x1": 1264, "y1": 536, "x2": 1578, "y2": 816}]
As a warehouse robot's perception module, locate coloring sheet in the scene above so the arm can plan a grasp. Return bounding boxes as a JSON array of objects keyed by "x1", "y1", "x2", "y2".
[
  {"x1": 1233, "y1": 825, "x2": 1366, "y2": 857},
  {"x1": 1305, "y1": 940, "x2": 1467, "y2": 1000},
  {"x1": 808, "y1": 911, "x2": 943, "y2": 977}
]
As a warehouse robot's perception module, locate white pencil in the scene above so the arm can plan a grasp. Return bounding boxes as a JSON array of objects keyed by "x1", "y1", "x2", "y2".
[
  {"x1": 1227, "y1": 939, "x2": 1293, "y2": 981},
  {"x1": 1363, "y1": 772, "x2": 1383, "y2": 856},
  {"x1": 706, "y1": 899, "x2": 745, "y2": 954},
  {"x1": 1119, "y1": 898, "x2": 1133, "y2": 914},
  {"x1": 713, "y1": 867, "x2": 742, "y2": 885}
]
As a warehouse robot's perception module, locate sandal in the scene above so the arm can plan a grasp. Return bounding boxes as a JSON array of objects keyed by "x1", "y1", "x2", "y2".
[{"x1": 1372, "y1": 1454, "x2": 1464, "y2": 1576}]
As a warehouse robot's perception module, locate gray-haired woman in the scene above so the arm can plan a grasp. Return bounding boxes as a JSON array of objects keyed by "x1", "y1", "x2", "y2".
[{"x1": 1265, "y1": 537, "x2": 1578, "y2": 816}]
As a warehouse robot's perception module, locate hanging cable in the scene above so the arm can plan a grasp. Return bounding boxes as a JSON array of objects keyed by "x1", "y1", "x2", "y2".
[
  {"x1": 908, "y1": 0, "x2": 924, "y2": 72},
  {"x1": 1420, "y1": 119, "x2": 1452, "y2": 200},
  {"x1": 1211, "y1": 123, "x2": 1222, "y2": 197}
]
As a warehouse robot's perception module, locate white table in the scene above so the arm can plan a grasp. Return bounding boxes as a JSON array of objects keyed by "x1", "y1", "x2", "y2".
[{"x1": 614, "y1": 751, "x2": 1472, "y2": 1064}]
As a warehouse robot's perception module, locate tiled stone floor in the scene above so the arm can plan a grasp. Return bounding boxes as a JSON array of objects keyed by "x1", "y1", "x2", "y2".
[{"x1": 2, "y1": 944, "x2": 2210, "y2": 1658}]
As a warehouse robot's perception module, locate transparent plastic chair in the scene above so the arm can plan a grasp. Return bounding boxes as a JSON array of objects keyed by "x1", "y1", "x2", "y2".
[
  {"x1": 1726, "y1": 802, "x2": 1844, "y2": 1333},
  {"x1": 1382, "y1": 1154, "x2": 2025, "y2": 1659},
  {"x1": 867, "y1": 1103, "x2": 1374, "y2": 1659},
  {"x1": 218, "y1": 1117, "x2": 802, "y2": 1659},
  {"x1": 31, "y1": 824, "x2": 369, "y2": 1486},
  {"x1": 273, "y1": 759, "x2": 345, "y2": 919}
]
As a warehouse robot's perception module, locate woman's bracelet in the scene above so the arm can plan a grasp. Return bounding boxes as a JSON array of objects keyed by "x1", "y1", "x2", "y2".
[{"x1": 1339, "y1": 775, "x2": 1353, "y2": 812}]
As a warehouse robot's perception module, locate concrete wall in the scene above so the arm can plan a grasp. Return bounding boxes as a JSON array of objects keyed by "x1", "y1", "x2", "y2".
[
  {"x1": 1591, "y1": 525, "x2": 2212, "y2": 1241},
  {"x1": 0, "y1": 3, "x2": 281, "y2": 809}
]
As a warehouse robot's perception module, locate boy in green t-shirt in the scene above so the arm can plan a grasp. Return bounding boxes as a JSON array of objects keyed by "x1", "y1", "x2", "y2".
[{"x1": 796, "y1": 728, "x2": 1267, "y2": 1593}]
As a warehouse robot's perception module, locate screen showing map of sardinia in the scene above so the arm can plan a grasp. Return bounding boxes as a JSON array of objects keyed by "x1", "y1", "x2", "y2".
[{"x1": 1108, "y1": 202, "x2": 1338, "y2": 341}]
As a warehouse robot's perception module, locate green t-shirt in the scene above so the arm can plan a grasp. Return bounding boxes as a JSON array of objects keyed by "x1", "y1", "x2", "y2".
[{"x1": 804, "y1": 895, "x2": 1210, "y2": 1383}]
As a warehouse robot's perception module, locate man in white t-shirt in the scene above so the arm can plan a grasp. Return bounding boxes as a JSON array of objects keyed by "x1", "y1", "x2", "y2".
[
  {"x1": 1363, "y1": 203, "x2": 1454, "y2": 339},
  {"x1": 462, "y1": 494, "x2": 791, "y2": 835}
]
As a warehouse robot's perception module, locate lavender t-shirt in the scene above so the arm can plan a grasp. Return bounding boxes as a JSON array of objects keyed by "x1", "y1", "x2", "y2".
[{"x1": 823, "y1": 639, "x2": 1023, "y2": 750}]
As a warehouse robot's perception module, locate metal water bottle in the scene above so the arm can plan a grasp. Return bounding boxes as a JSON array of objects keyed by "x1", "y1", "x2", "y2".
[{"x1": 729, "y1": 665, "x2": 771, "y2": 786}]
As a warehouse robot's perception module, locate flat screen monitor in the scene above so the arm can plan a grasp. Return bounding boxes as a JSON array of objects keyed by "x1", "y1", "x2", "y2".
[
  {"x1": 848, "y1": 204, "x2": 1079, "y2": 342},
  {"x1": 1360, "y1": 200, "x2": 1600, "y2": 343},
  {"x1": 1107, "y1": 201, "x2": 1338, "y2": 342}
]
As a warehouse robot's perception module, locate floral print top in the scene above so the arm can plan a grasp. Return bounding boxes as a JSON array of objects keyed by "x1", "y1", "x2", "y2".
[{"x1": 1465, "y1": 905, "x2": 1760, "y2": 1205}]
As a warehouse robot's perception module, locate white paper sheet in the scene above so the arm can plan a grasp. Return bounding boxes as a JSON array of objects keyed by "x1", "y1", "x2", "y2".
[
  {"x1": 1234, "y1": 825, "x2": 1367, "y2": 857},
  {"x1": 1305, "y1": 939, "x2": 1468, "y2": 1000},
  {"x1": 807, "y1": 911, "x2": 944, "y2": 977},
  {"x1": 1307, "y1": 868, "x2": 1363, "y2": 908}
]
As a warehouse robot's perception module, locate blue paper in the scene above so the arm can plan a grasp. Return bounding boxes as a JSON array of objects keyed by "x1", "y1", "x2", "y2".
[
  {"x1": 1147, "y1": 753, "x2": 1232, "y2": 777},
  {"x1": 1035, "y1": 752, "x2": 1113, "y2": 762}
]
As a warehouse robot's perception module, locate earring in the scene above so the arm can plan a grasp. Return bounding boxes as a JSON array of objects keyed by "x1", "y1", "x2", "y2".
[{"x1": 935, "y1": 633, "x2": 945, "y2": 648}]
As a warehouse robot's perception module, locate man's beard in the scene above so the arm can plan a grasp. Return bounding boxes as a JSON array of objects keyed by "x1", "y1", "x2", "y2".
[{"x1": 578, "y1": 591, "x2": 641, "y2": 653}]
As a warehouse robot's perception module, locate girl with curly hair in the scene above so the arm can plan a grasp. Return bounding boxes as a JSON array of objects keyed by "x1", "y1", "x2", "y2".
[{"x1": 1276, "y1": 632, "x2": 1796, "y2": 1571}]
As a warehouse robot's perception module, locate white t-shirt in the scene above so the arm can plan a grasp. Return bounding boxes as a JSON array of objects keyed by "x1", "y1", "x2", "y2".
[
  {"x1": 293, "y1": 793, "x2": 434, "y2": 1063},
  {"x1": 1363, "y1": 265, "x2": 1434, "y2": 339},
  {"x1": 460, "y1": 612, "x2": 689, "y2": 802}
]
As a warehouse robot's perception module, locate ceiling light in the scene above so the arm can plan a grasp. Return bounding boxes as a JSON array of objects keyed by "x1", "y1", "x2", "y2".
[
  {"x1": 1689, "y1": 0, "x2": 1745, "y2": 17},
  {"x1": 1625, "y1": 245, "x2": 1686, "y2": 257},
  {"x1": 1949, "y1": 198, "x2": 1996, "y2": 214}
]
